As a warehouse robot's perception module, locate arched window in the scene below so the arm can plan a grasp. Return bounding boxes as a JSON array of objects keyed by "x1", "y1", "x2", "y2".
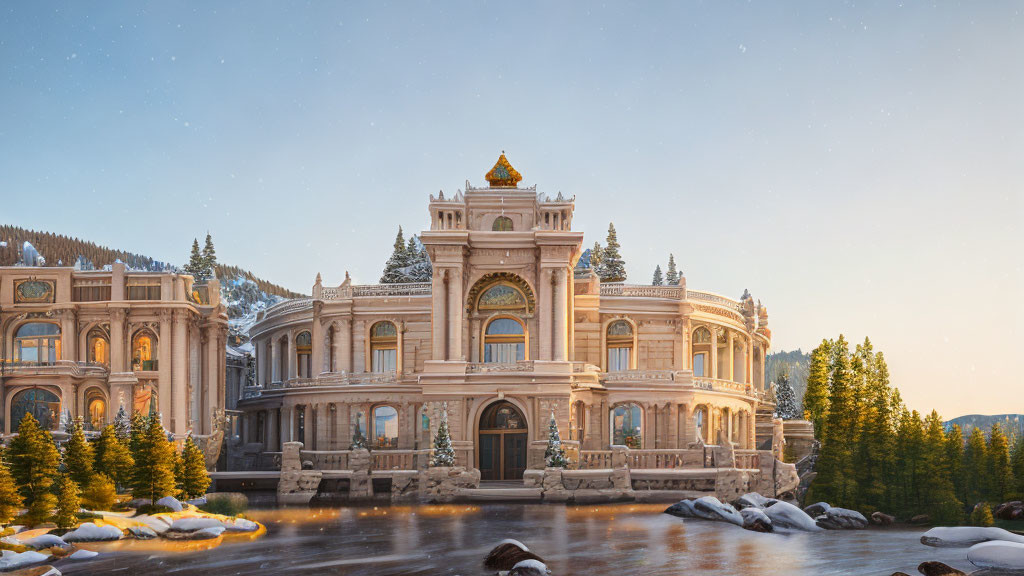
[
  {"x1": 692, "y1": 326, "x2": 712, "y2": 377},
  {"x1": 14, "y1": 322, "x2": 61, "y2": 364},
  {"x1": 484, "y1": 317, "x2": 526, "y2": 363},
  {"x1": 131, "y1": 329, "x2": 157, "y2": 371},
  {"x1": 693, "y1": 405, "x2": 709, "y2": 442},
  {"x1": 87, "y1": 328, "x2": 109, "y2": 365},
  {"x1": 373, "y1": 405, "x2": 399, "y2": 449},
  {"x1": 492, "y1": 216, "x2": 513, "y2": 231},
  {"x1": 85, "y1": 390, "x2": 106, "y2": 431},
  {"x1": 606, "y1": 320, "x2": 634, "y2": 372},
  {"x1": 611, "y1": 403, "x2": 642, "y2": 449},
  {"x1": 370, "y1": 321, "x2": 398, "y2": 373},
  {"x1": 296, "y1": 331, "x2": 312, "y2": 378},
  {"x1": 10, "y1": 388, "x2": 60, "y2": 431}
]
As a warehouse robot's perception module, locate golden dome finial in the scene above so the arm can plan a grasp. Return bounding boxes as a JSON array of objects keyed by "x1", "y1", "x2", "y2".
[{"x1": 485, "y1": 152, "x2": 522, "y2": 188}]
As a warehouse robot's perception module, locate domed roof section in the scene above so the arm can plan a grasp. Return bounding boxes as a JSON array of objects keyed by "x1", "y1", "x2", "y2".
[{"x1": 485, "y1": 152, "x2": 522, "y2": 188}]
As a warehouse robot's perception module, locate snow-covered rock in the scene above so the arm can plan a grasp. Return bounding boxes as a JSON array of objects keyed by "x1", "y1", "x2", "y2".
[
  {"x1": 0, "y1": 549, "x2": 49, "y2": 570},
  {"x1": 185, "y1": 497, "x2": 208, "y2": 507},
  {"x1": 735, "y1": 492, "x2": 773, "y2": 510},
  {"x1": 664, "y1": 499, "x2": 699, "y2": 519},
  {"x1": 222, "y1": 517, "x2": 259, "y2": 532},
  {"x1": 968, "y1": 540, "x2": 1024, "y2": 570},
  {"x1": 803, "y1": 502, "x2": 831, "y2": 517},
  {"x1": 155, "y1": 496, "x2": 183, "y2": 512},
  {"x1": 127, "y1": 526, "x2": 158, "y2": 539},
  {"x1": 168, "y1": 517, "x2": 224, "y2": 532},
  {"x1": 509, "y1": 558, "x2": 548, "y2": 576},
  {"x1": 70, "y1": 549, "x2": 99, "y2": 560},
  {"x1": 763, "y1": 500, "x2": 821, "y2": 531},
  {"x1": 921, "y1": 526, "x2": 1024, "y2": 548},
  {"x1": 484, "y1": 540, "x2": 545, "y2": 571},
  {"x1": 61, "y1": 523, "x2": 123, "y2": 542},
  {"x1": 497, "y1": 538, "x2": 529, "y2": 550},
  {"x1": 132, "y1": 515, "x2": 173, "y2": 533},
  {"x1": 162, "y1": 526, "x2": 225, "y2": 541},
  {"x1": 816, "y1": 507, "x2": 868, "y2": 530},
  {"x1": 740, "y1": 507, "x2": 773, "y2": 532},
  {"x1": 692, "y1": 496, "x2": 743, "y2": 526},
  {"x1": 22, "y1": 534, "x2": 68, "y2": 549}
]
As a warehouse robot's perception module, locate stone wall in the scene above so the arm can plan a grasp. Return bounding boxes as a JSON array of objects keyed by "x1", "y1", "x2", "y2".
[{"x1": 420, "y1": 466, "x2": 480, "y2": 503}]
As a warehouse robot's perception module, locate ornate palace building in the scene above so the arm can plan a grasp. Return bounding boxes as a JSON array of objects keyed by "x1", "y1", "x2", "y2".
[
  {"x1": 237, "y1": 155, "x2": 773, "y2": 481},
  {"x1": 0, "y1": 262, "x2": 229, "y2": 438}
]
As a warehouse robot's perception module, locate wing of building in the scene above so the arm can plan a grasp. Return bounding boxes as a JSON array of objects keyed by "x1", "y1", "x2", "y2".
[{"x1": 237, "y1": 155, "x2": 774, "y2": 481}]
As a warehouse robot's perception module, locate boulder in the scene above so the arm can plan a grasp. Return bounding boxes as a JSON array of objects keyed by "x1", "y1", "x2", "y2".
[
  {"x1": 484, "y1": 541, "x2": 544, "y2": 571},
  {"x1": 871, "y1": 511, "x2": 896, "y2": 526},
  {"x1": 803, "y1": 502, "x2": 831, "y2": 517},
  {"x1": 185, "y1": 497, "x2": 208, "y2": 507},
  {"x1": 509, "y1": 559, "x2": 548, "y2": 576},
  {"x1": 126, "y1": 499, "x2": 151, "y2": 509},
  {"x1": 665, "y1": 500, "x2": 698, "y2": 519},
  {"x1": 162, "y1": 526, "x2": 225, "y2": 541},
  {"x1": 61, "y1": 523, "x2": 123, "y2": 543},
  {"x1": 967, "y1": 540, "x2": 1024, "y2": 571},
  {"x1": 692, "y1": 496, "x2": 744, "y2": 526},
  {"x1": 890, "y1": 572, "x2": 911, "y2": 576},
  {"x1": 910, "y1": 514, "x2": 931, "y2": 525},
  {"x1": 20, "y1": 535, "x2": 67, "y2": 550},
  {"x1": 921, "y1": 526, "x2": 1024, "y2": 548},
  {"x1": 0, "y1": 550, "x2": 49, "y2": 571},
  {"x1": 734, "y1": 492, "x2": 773, "y2": 510},
  {"x1": 168, "y1": 518, "x2": 224, "y2": 532},
  {"x1": 762, "y1": 500, "x2": 821, "y2": 531},
  {"x1": 994, "y1": 501, "x2": 1024, "y2": 520},
  {"x1": 154, "y1": 496, "x2": 183, "y2": 512},
  {"x1": 127, "y1": 526, "x2": 158, "y2": 540},
  {"x1": 69, "y1": 549, "x2": 99, "y2": 560},
  {"x1": 740, "y1": 507, "x2": 773, "y2": 532},
  {"x1": 916, "y1": 561, "x2": 965, "y2": 576},
  {"x1": 816, "y1": 507, "x2": 868, "y2": 530}
]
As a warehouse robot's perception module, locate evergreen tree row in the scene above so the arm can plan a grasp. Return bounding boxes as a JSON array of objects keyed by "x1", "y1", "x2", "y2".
[
  {"x1": 184, "y1": 233, "x2": 218, "y2": 283},
  {"x1": 380, "y1": 226, "x2": 432, "y2": 283},
  {"x1": 804, "y1": 336, "x2": 1024, "y2": 524},
  {"x1": 651, "y1": 254, "x2": 681, "y2": 285}
]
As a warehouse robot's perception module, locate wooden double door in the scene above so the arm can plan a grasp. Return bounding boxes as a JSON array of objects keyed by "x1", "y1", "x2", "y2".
[{"x1": 478, "y1": 401, "x2": 528, "y2": 481}]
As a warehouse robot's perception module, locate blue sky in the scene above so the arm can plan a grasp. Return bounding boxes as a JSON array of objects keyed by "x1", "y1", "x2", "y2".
[{"x1": 1, "y1": 2, "x2": 1021, "y2": 416}]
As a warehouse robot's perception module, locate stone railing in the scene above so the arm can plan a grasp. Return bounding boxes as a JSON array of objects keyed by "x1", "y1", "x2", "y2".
[
  {"x1": 466, "y1": 361, "x2": 535, "y2": 374},
  {"x1": 601, "y1": 369, "x2": 676, "y2": 383},
  {"x1": 693, "y1": 377, "x2": 752, "y2": 395},
  {"x1": 578, "y1": 450, "x2": 614, "y2": 469},
  {"x1": 372, "y1": 449, "x2": 431, "y2": 471},
  {"x1": 300, "y1": 450, "x2": 350, "y2": 470},
  {"x1": 1, "y1": 360, "x2": 109, "y2": 378},
  {"x1": 687, "y1": 290, "x2": 742, "y2": 311},
  {"x1": 262, "y1": 298, "x2": 314, "y2": 320},
  {"x1": 599, "y1": 283, "x2": 684, "y2": 299},
  {"x1": 625, "y1": 448, "x2": 705, "y2": 469},
  {"x1": 263, "y1": 372, "x2": 400, "y2": 390},
  {"x1": 734, "y1": 449, "x2": 761, "y2": 470},
  {"x1": 352, "y1": 283, "x2": 432, "y2": 298}
]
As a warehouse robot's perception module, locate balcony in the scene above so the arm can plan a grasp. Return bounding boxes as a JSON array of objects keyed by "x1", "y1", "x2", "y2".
[
  {"x1": 599, "y1": 283, "x2": 683, "y2": 300},
  {"x1": 466, "y1": 361, "x2": 535, "y2": 374},
  {"x1": 1, "y1": 360, "x2": 109, "y2": 379}
]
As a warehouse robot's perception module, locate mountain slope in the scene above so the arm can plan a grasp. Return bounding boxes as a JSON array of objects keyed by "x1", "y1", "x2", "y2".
[{"x1": 945, "y1": 414, "x2": 1023, "y2": 438}]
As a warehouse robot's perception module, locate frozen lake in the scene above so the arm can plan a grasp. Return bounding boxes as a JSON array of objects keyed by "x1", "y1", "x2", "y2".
[{"x1": 60, "y1": 503, "x2": 975, "y2": 575}]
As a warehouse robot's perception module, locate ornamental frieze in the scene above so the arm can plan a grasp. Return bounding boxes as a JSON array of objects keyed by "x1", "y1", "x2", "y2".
[{"x1": 693, "y1": 304, "x2": 744, "y2": 324}]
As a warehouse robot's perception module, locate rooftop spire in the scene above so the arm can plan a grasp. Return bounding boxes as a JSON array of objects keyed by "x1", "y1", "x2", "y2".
[{"x1": 485, "y1": 152, "x2": 522, "y2": 188}]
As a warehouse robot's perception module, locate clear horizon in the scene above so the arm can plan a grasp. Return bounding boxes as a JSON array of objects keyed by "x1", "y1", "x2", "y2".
[{"x1": 1, "y1": 2, "x2": 1020, "y2": 418}]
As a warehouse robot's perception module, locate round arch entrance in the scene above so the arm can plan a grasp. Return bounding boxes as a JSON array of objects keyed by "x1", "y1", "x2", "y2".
[{"x1": 478, "y1": 401, "x2": 528, "y2": 481}]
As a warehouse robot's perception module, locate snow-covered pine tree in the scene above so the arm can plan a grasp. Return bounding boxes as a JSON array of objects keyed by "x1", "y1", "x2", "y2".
[
  {"x1": 652, "y1": 265, "x2": 664, "y2": 286},
  {"x1": 405, "y1": 235, "x2": 433, "y2": 282},
  {"x1": 184, "y1": 239, "x2": 206, "y2": 281},
  {"x1": 590, "y1": 242, "x2": 603, "y2": 273},
  {"x1": 202, "y1": 233, "x2": 217, "y2": 281},
  {"x1": 113, "y1": 405, "x2": 131, "y2": 442},
  {"x1": 666, "y1": 254, "x2": 679, "y2": 285},
  {"x1": 430, "y1": 403, "x2": 455, "y2": 467},
  {"x1": 380, "y1": 227, "x2": 412, "y2": 283},
  {"x1": 598, "y1": 223, "x2": 626, "y2": 282},
  {"x1": 774, "y1": 372, "x2": 799, "y2": 419},
  {"x1": 544, "y1": 411, "x2": 569, "y2": 468}
]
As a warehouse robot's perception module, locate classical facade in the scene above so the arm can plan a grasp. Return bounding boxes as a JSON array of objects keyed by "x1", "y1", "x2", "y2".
[
  {"x1": 237, "y1": 155, "x2": 773, "y2": 481},
  {"x1": 0, "y1": 262, "x2": 229, "y2": 437}
]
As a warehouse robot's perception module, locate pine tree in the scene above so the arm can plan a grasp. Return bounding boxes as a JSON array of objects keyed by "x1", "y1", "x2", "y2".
[
  {"x1": 53, "y1": 474, "x2": 80, "y2": 529},
  {"x1": 201, "y1": 233, "x2": 217, "y2": 281},
  {"x1": 0, "y1": 454, "x2": 24, "y2": 525},
  {"x1": 970, "y1": 502, "x2": 995, "y2": 527},
  {"x1": 63, "y1": 417, "x2": 95, "y2": 488},
  {"x1": 852, "y1": 343, "x2": 895, "y2": 512},
  {"x1": 184, "y1": 239, "x2": 206, "y2": 281},
  {"x1": 177, "y1": 436, "x2": 211, "y2": 499},
  {"x1": 802, "y1": 340, "x2": 832, "y2": 433},
  {"x1": 81, "y1": 474, "x2": 117, "y2": 511},
  {"x1": 808, "y1": 335, "x2": 858, "y2": 506},
  {"x1": 987, "y1": 423, "x2": 1014, "y2": 503},
  {"x1": 129, "y1": 411, "x2": 148, "y2": 457},
  {"x1": 893, "y1": 409, "x2": 925, "y2": 517},
  {"x1": 430, "y1": 404, "x2": 455, "y2": 467},
  {"x1": 963, "y1": 427, "x2": 988, "y2": 507},
  {"x1": 380, "y1": 227, "x2": 412, "y2": 283},
  {"x1": 665, "y1": 254, "x2": 679, "y2": 285},
  {"x1": 920, "y1": 411, "x2": 963, "y2": 524},
  {"x1": 774, "y1": 371, "x2": 799, "y2": 419},
  {"x1": 544, "y1": 411, "x2": 569, "y2": 468},
  {"x1": 130, "y1": 415, "x2": 177, "y2": 502},
  {"x1": 113, "y1": 406, "x2": 131, "y2": 442},
  {"x1": 945, "y1": 424, "x2": 966, "y2": 509},
  {"x1": 596, "y1": 223, "x2": 626, "y2": 282},
  {"x1": 651, "y1": 265, "x2": 664, "y2": 286},
  {"x1": 8, "y1": 413, "x2": 59, "y2": 525},
  {"x1": 94, "y1": 425, "x2": 134, "y2": 489},
  {"x1": 1011, "y1": 433, "x2": 1024, "y2": 499},
  {"x1": 590, "y1": 242, "x2": 603, "y2": 273}
]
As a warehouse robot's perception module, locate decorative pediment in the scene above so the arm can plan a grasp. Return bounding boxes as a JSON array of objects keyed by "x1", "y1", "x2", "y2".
[
  {"x1": 466, "y1": 272, "x2": 535, "y2": 314},
  {"x1": 485, "y1": 153, "x2": 522, "y2": 188}
]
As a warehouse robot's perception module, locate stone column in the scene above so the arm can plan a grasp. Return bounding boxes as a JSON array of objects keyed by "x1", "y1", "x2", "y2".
[
  {"x1": 431, "y1": 268, "x2": 447, "y2": 360},
  {"x1": 204, "y1": 326, "x2": 220, "y2": 434},
  {"x1": 338, "y1": 318, "x2": 352, "y2": 373},
  {"x1": 59, "y1": 308, "x2": 77, "y2": 361},
  {"x1": 447, "y1": 266, "x2": 463, "y2": 360},
  {"x1": 109, "y1": 308, "x2": 127, "y2": 373},
  {"x1": 567, "y1": 274, "x2": 575, "y2": 361},
  {"x1": 709, "y1": 327, "x2": 718, "y2": 379},
  {"x1": 286, "y1": 332, "x2": 296, "y2": 380},
  {"x1": 270, "y1": 338, "x2": 280, "y2": 382},
  {"x1": 539, "y1": 268, "x2": 552, "y2": 361},
  {"x1": 158, "y1": 310, "x2": 172, "y2": 428},
  {"x1": 553, "y1": 268, "x2": 567, "y2": 362},
  {"x1": 172, "y1": 311, "x2": 188, "y2": 434},
  {"x1": 727, "y1": 331, "x2": 735, "y2": 382},
  {"x1": 669, "y1": 404, "x2": 679, "y2": 449},
  {"x1": 311, "y1": 302, "x2": 324, "y2": 376}
]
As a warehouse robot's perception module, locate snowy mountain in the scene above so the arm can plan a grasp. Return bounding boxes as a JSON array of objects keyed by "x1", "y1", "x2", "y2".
[
  {"x1": 945, "y1": 414, "x2": 1024, "y2": 438},
  {"x1": 223, "y1": 275, "x2": 286, "y2": 350},
  {"x1": 766, "y1": 349, "x2": 810, "y2": 406}
]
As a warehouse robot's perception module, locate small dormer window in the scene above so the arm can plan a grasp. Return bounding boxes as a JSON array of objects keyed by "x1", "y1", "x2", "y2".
[{"x1": 492, "y1": 216, "x2": 513, "y2": 231}]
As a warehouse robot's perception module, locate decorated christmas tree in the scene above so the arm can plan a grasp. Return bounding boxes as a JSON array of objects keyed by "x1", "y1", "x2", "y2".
[
  {"x1": 652, "y1": 265, "x2": 664, "y2": 286},
  {"x1": 597, "y1": 223, "x2": 626, "y2": 282},
  {"x1": 544, "y1": 411, "x2": 569, "y2": 468},
  {"x1": 774, "y1": 372, "x2": 799, "y2": 419},
  {"x1": 430, "y1": 403, "x2": 455, "y2": 467},
  {"x1": 666, "y1": 253, "x2": 679, "y2": 285}
]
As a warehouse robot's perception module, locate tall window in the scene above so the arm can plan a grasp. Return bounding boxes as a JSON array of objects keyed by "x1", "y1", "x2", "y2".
[
  {"x1": 373, "y1": 405, "x2": 399, "y2": 449},
  {"x1": 692, "y1": 353, "x2": 706, "y2": 377},
  {"x1": 327, "y1": 325, "x2": 336, "y2": 372},
  {"x1": 611, "y1": 403, "x2": 642, "y2": 449},
  {"x1": 86, "y1": 392, "x2": 106, "y2": 431},
  {"x1": 694, "y1": 405, "x2": 708, "y2": 442},
  {"x1": 484, "y1": 317, "x2": 526, "y2": 363},
  {"x1": 132, "y1": 329, "x2": 157, "y2": 371},
  {"x1": 492, "y1": 216, "x2": 513, "y2": 231},
  {"x1": 11, "y1": 388, "x2": 61, "y2": 431},
  {"x1": 370, "y1": 321, "x2": 398, "y2": 373},
  {"x1": 296, "y1": 331, "x2": 312, "y2": 378},
  {"x1": 14, "y1": 323, "x2": 61, "y2": 364},
  {"x1": 87, "y1": 328, "x2": 109, "y2": 365},
  {"x1": 606, "y1": 320, "x2": 634, "y2": 372}
]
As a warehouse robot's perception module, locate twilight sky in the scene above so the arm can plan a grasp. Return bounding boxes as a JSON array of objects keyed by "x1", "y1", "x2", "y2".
[{"x1": 1, "y1": 2, "x2": 1021, "y2": 418}]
